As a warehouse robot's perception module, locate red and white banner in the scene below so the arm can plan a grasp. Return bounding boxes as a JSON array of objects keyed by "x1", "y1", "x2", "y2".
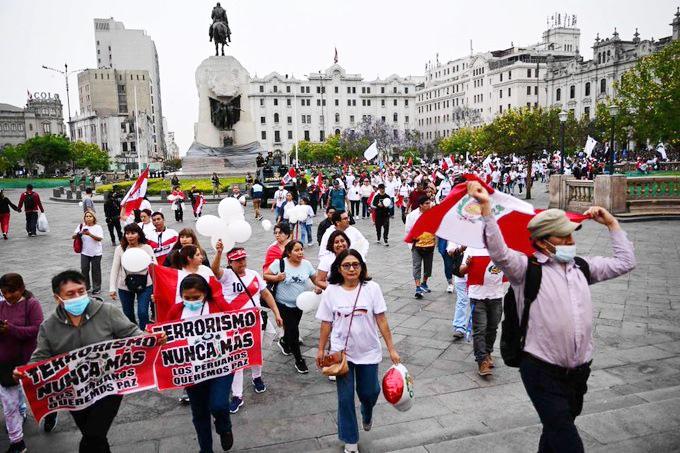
[
  {"x1": 17, "y1": 334, "x2": 163, "y2": 422},
  {"x1": 149, "y1": 311, "x2": 262, "y2": 390},
  {"x1": 315, "y1": 172, "x2": 326, "y2": 194},
  {"x1": 151, "y1": 265, "x2": 230, "y2": 323},
  {"x1": 120, "y1": 168, "x2": 149, "y2": 217},
  {"x1": 404, "y1": 175, "x2": 589, "y2": 255},
  {"x1": 282, "y1": 168, "x2": 297, "y2": 185}
]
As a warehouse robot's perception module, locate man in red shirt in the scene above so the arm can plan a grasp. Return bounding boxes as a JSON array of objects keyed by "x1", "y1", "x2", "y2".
[{"x1": 17, "y1": 185, "x2": 44, "y2": 237}]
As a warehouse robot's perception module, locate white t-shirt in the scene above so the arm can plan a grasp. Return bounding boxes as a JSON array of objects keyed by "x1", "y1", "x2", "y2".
[
  {"x1": 317, "y1": 254, "x2": 336, "y2": 274},
  {"x1": 274, "y1": 189, "x2": 288, "y2": 207},
  {"x1": 360, "y1": 184, "x2": 373, "y2": 198},
  {"x1": 75, "y1": 223, "x2": 104, "y2": 257},
  {"x1": 218, "y1": 268, "x2": 266, "y2": 311},
  {"x1": 348, "y1": 185, "x2": 361, "y2": 201},
  {"x1": 316, "y1": 281, "x2": 387, "y2": 365},
  {"x1": 445, "y1": 241, "x2": 467, "y2": 283},
  {"x1": 302, "y1": 205, "x2": 314, "y2": 225},
  {"x1": 282, "y1": 201, "x2": 296, "y2": 220}
]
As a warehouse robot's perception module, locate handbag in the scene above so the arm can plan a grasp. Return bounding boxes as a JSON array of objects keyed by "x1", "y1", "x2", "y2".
[
  {"x1": 266, "y1": 258, "x2": 285, "y2": 298},
  {"x1": 321, "y1": 284, "x2": 362, "y2": 377},
  {"x1": 73, "y1": 223, "x2": 83, "y2": 254},
  {"x1": 124, "y1": 271, "x2": 148, "y2": 292}
]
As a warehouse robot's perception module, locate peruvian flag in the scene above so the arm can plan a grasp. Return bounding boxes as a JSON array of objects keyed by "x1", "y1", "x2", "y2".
[
  {"x1": 465, "y1": 249, "x2": 508, "y2": 287},
  {"x1": 151, "y1": 265, "x2": 230, "y2": 323},
  {"x1": 315, "y1": 172, "x2": 326, "y2": 193},
  {"x1": 193, "y1": 193, "x2": 205, "y2": 216},
  {"x1": 282, "y1": 167, "x2": 297, "y2": 185},
  {"x1": 404, "y1": 174, "x2": 589, "y2": 256},
  {"x1": 407, "y1": 157, "x2": 413, "y2": 167},
  {"x1": 120, "y1": 168, "x2": 149, "y2": 217},
  {"x1": 442, "y1": 155, "x2": 454, "y2": 171}
]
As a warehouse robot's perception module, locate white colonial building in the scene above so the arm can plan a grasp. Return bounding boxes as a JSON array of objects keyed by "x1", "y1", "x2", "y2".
[
  {"x1": 416, "y1": 20, "x2": 580, "y2": 141},
  {"x1": 544, "y1": 8, "x2": 680, "y2": 119},
  {"x1": 0, "y1": 93, "x2": 65, "y2": 148},
  {"x1": 248, "y1": 64, "x2": 422, "y2": 156}
]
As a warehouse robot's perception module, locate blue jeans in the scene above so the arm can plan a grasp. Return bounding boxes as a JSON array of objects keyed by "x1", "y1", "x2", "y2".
[
  {"x1": 336, "y1": 362, "x2": 380, "y2": 444},
  {"x1": 118, "y1": 285, "x2": 152, "y2": 331},
  {"x1": 437, "y1": 238, "x2": 453, "y2": 282},
  {"x1": 300, "y1": 223, "x2": 313, "y2": 244},
  {"x1": 186, "y1": 374, "x2": 234, "y2": 453},
  {"x1": 452, "y1": 280, "x2": 469, "y2": 332}
]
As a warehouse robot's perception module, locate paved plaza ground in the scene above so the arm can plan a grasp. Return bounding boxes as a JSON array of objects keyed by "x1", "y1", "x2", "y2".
[{"x1": 1, "y1": 182, "x2": 679, "y2": 452}]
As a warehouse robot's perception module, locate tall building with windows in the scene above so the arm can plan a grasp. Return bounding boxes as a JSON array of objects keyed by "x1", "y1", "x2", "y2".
[
  {"x1": 544, "y1": 8, "x2": 680, "y2": 119},
  {"x1": 94, "y1": 18, "x2": 165, "y2": 159},
  {"x1": 0, "y1": 93, "x2": 65, "y2": 148},
  {"x1": 416, "y1": 20, "x2": 580, "y2": 142},
  {"x1": 248, "y1": 64, "x2": 421, "y2": 156}
]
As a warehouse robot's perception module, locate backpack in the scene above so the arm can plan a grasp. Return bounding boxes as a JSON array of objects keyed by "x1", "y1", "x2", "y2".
[
  {"x1": 24, "y1": 192, "x2": 36, "y2": 210},
  {"x1": 500, "y1": 256, "x2": 591, "y2": 368}
]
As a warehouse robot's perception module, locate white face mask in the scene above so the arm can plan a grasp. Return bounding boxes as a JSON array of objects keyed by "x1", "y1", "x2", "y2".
[{"x1": 553, "y1": 245, "x2": 576, "y2": 263}]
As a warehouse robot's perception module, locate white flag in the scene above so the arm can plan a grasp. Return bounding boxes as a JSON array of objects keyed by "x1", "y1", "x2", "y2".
[
  {"x1": 584, "y1": 136, "x2": 597, "y2": 157},
  {"x1": 363, "y1": 140, "x2": 378, "y2": 161},
  {"x1": 657, "y1": 143, "x2": 667, "y2": 160}
]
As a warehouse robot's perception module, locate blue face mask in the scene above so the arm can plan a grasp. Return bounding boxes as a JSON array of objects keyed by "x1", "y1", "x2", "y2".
[
  {"x1": 62, "y1": 294, "x2": 90, "y2": 316},
  {"x1": 183, "y1": 300, "x2": 204, "y2": 312},
  {"x1": 553, "y1": 245, "x2": 576, "y2": 263}
]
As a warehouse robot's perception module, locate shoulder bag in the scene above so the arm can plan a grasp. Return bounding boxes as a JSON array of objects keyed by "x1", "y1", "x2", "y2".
[
  {"x1": 73, "y1": 224, "x2": 83, "y2": 254},
  {"x1": 321, "y1": 284, "x2": 363, "y2": 377}
]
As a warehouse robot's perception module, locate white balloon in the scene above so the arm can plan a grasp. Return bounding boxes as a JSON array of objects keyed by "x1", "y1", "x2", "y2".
[
  {"x1": 78, "y1": 201, "x2": 83, "y2": 207},
  {"x1": 224, "y1": 212, "x2": 245, "y2": 225},
  {"x1": 210, "y1": 228, "x2": 235, "y2": 252},
  {"x1": 288, "y1": 211, "x2": 299, "y2": 224},
  {"x1": 261, "y1": 219, "x2": 273, "y2": 231},
  {"x1": 227, "y1": 220, "x2": 252, "y2": 243},
  {"x1": 121, "y1": 248, "x2": 152, "y2": 273},
  {"x1": 296, "y1": 291, "x2": 322, "y2": 313},
  {"x1": 195, "y1": 215, "x2": 224, "y2": 237},
  {"x1": 218, "y1": 197, "x2": 244, "y2": 219},
  {"x1": 382, "y1": 198, "x2": 392, "y2": 207}
]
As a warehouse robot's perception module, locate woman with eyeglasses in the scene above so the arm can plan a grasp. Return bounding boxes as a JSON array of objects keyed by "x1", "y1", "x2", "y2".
[
  {"x1": 264, "y1": 240, "x2": 322, "y2": 374},
  {"x1": 315, "y1": 249, "x2": 400, "y2": 453},
  {"x1": 262, "y1": 223, "x2": 291, "y2": 274}
]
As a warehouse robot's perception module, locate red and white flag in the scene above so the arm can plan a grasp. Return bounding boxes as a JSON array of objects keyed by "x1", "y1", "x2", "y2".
[
  {"x1": 404, "y1": 174, "x2": 588, "y2": 255},
  {"x1": 282, "y1": 167, "x2": 297, "y2": 185},
  {"x1": 120, "y1": 168, "x2": 149, "y2": 217},
  {"x1": 407, "y1": 157, "x2": 413, "y2": 167},
  {"x1": 193, "y1": 194, "x2": 205, "y2": 216},
  {"x1": 315, "y1": 172, "x2": 326, "y2": 193}
]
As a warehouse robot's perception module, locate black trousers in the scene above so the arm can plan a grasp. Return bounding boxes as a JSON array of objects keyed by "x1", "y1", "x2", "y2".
[
  {"x1": 25, "y1": 212, "x2": 38, "y2": 235},
  {"x1": 174, "y1": 204, "x2": 183, "y2": 222},
  {"x1": 375, "y1": 215, "x2": 389, "y2": 243},
  {"x1": 277, "y1": 302, "x2": 303, "y2": 361},
  {"x1": 70, "y1": 395, "x2": 123, "y2": 453},
  {"x1": 520, "y1": 355, "x2": 591, "y2": 453},
  {"x1": 349, "y1": 200, "x2": 360, "y2": 217},
  {"x1": 105, "y1": 218, "x2": 123, "y2": 244}
]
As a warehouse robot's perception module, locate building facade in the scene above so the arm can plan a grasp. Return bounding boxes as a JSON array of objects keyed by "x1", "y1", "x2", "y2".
[
  {"x1": 416, "y1": 22, "x2": 580, "y2": 141},
  {"x1": 0, "y1": 93, "x2": 65, "y2": 148},
  {"x1": 544, "y1": 9, "x2": 680, "y2": 119},
  {"x1": 94, "y1": 18, "x2": 165, "y2": 158},
  {"x1": 248, "y1": 64, "x2": 422, "y2": 157},
  {"x1": 71, "y1": 68, "x2": 155, "y2": 171}
]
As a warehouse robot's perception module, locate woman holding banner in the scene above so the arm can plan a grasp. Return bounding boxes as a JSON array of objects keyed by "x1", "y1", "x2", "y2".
[
  {"x1": 109, "y1": 223, "x2": 157, "y2": 330},
  {"x1": 315, "y1": 250, "x2": 400, "y2": 453},
  {"x1": 168, "y1": 274, "x2": 235, "y2": 452},
  {"x1": 0, "y1": 273, "x2": 44, "y2": 453}
]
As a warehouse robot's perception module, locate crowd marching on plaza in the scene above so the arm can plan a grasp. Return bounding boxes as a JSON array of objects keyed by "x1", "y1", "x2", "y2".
[{"x1": 0, "y1": 147, "x2": 644, "y2": 453}]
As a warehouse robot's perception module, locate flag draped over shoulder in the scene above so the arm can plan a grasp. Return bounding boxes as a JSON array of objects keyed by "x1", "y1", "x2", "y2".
[
  {"x1": 404, "y1": 174, "x2": 589, "y2": 255},
  {"x1": 120, "y1": 168, "x2": 149, "y2": 217}
]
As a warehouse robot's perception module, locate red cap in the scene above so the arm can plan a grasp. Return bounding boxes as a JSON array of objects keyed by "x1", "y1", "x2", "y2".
[{"x1": 227, "y1": 248, "x2": 247, "y2": 261}]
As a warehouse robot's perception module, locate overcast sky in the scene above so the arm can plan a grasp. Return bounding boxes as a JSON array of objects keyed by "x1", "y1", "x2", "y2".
[{"x1": 1, "y1": 0, "x2": 676, "y2": 155}]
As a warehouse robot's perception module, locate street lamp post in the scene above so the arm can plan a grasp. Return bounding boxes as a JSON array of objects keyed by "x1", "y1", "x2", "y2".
[
  {"x1": 41, "y1": 63, "x2": 81, "y2": 138},
  {"x1": 558, "y1": 110, "x2": 568, "y2": 174},
  {"x1": 608, "y1": 104, "x2": 619, "y2": 174}
]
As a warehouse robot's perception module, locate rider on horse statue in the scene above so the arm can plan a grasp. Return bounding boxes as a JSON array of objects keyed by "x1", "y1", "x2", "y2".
[{"x1": 209, "y1": 2, "x2": 231, "y2": 44}]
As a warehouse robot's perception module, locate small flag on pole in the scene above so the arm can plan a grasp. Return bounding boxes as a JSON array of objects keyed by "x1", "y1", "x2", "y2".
[
  {"x1": 363, "y1": 140, "x2": 378, "y2": 161},
  {"x1": 334, "y1": 47, "x2": 338, "y2": 64},
  {"x1": 584, "y1": 136, "x2": 597, "y2": 157},
  {"x1": 282, "y1": 167, "x2": 297, "y2": 185},
  {"x1": 120, "y1": 168, "x2": 149, "y2": 217}
]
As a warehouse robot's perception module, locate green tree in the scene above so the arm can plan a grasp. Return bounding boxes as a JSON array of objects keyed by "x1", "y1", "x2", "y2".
[
  {"x1": 164, "y1": 158, "x2": 182, "y2": 171},
  {"x1": 438, "y1": 127, "x2": 481, "y2": 160},
  {"x1": 0, "y1": 145, "x2": 26, "y2": 175},
  {"x1": 21, "y1": 134, "x2": 72, "y2": 175},
  {"x1": 616, "y1": 39, "x2": 680, "y2": 148},
  {"x1": 71, "y1": 141, "x2": 110, "y2": 172}
]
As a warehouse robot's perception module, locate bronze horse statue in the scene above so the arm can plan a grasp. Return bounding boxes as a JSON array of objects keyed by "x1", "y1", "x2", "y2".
[{"x1": 212, "y1": 21, "x2": 230, "y2": 56}]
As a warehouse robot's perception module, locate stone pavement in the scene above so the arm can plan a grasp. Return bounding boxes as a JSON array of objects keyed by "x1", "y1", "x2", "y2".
[{"x1": 0, "y1": 183, "x2": 679, "y2": 453}]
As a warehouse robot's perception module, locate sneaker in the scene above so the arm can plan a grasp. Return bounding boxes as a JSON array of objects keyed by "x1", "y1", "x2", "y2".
[
  {"x1": 328, "y1": 375, "x2": 337, "y2": 382},
  {"x1": 376, "y1": 240, "x2": 382, "y2": 244},
  {"x1": 2, "y1": 233, "x2": 7, "y2": 240},
  {"x1": 220, "y1": 431, "x2": 234, "y2": 451},
  {"x1": 446, "y1": 284, "x2": 454, "y2": 293},
  {"x1": 277, "y1": 338, "x2": 292, "y2": 356},
  {"x1": 252, "y1": 377, "x2": 267, "y2": 393},
  {"x1": 295, "y1": 359, "x2": 309, "y2": 374},
  {"x1": 41, "y1": 412, "x2": 58, "y2": 432},
  {"x1": 6, "y1": 440, "x2": 26, "y2": 453},
  {"x1": 420, "y1": 282, "x2": 432, "y2": 293},
  {"x1": 478, "y1": 360, "x2": 493, "y2": 376},
  {"x1": 384, "y1": 242, "x2": 389, "y2": 247},
  {"x1": 179, "y1": 390, "x2": 190, "y2": 404},
  {"x1": 344, "y1": 443, "x2": 359, "y2": 453},
  {"x1": 92, "y1": 290, "x2": 101, "y2": 296},
  {"x1": 452, "y1": 330, "x2": 465, "y2": 340},
  {"x1": 414, "y1": 287, "x2": 423, "y2": 299},
  {"x1": 229, "y1": 396, "x2": 244, "y2": 413},
  {"x1": 486, "y1": 354, "x2": 495, "y2": 368},
  {"x1": 362, "y1": 418, "x2": 373, "y2": 432}
]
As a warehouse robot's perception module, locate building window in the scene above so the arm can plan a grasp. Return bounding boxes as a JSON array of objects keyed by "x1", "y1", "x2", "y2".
[
  {"x1": 556, "y1": 88, "x2": 561, "y2": 101},
  {"x1": 274, "y1": 113, "x2": 279, "y2": 123},
  {"x1": 274, "y1": 99, "x2": 278, "y2": 106},
  {"x1": 301, "y1": 115, "x2": 306, "y2": 124},
  {"x1": 393, "y1": 129, "x2": 398, "y2": 139},
  {"x1": 393, "y1": 99, "x2": 397, "y2": 106},
  {"x1": 275, "y1": 130, "x2": 281, "y2": 142},
  {"x1": 43, "y1": 123, "x2": 50, "y2": 133},
  {"x1": 288, "y1": 130, "x2": 293, "y2": 139},
  {"x1": 286, "y1": 86, "x2": 291, "y2": 93},
  {"x1": 508, "y1": 88, "x2": 511, "y2": 96},
  {"x1": 534, "y1": 86, "x2": 538, "y2": 95},
  {"x1": 500, "y1": 105, "x2": 503, "y2": 113},
  {"x1": 381, "y1": 99, "x2": 385, "y2": 107},
  {"x1": 261, "y1": 131, "x2": 266, "y2": 140},
  {"x1": 570, "y1": 85, "x2": 575, "y2": 99},
  {"x1": 273, "y1": 86, "x2": 278, "y2": 93},
  {"x1": 381, "y1": 87, "x2": 385, "y2": 94},
  {"x1": 585, "y1": 82, "x2": 591, "y2": 97},
  {"x1": 584, "y1": 106, "x2": 590, "y2": 119},
  {"x1": 349, "y1": 115, "x2": 355, "y2": 123},
  {"x1": 287, "y1": 116, "x2": 292, "y2": 124},
  {"x1": 306, "y1": 115, "x2": 311, "y2": 123},
  {"x1": 335, "y1": 113, "x2": 340, "y2": 122},
  {"x1": 347, "y1": 100, "x2": 351, "y2": 106},
  {"x1": 600, "y1": 79, "x2": 606, "y2": 94},
  {"x1": 260, "y1": 116, "x2": 266, "y2": 124},
  {"x1": 527, "y1": 68, "x2": 532, "y2": 78},
  {"x1": 334, "y1": 86, "x2": 338, "y2": 94},
  {"x1": 334, "y1": 99, "x2": 339, "y2": 106},
  {"x1": 347, "y1": 87, "x2": 351, "y2": 94},
  {"x1": 122, "y1": 142, "x2": 127, "y2": 152},
  {"x1": 260, "y1": 99, "x2": 265, "y2": 106},
  {"x1": 304, "y1": 130, "x2": 310, "y2": 140},
  {"x1": 301, "y1": 99, "x2": 305, "y2": 107},
  {"x1": 500, "y1": 73, "x2": 503, "y2": 82},
  {"x1": 527, "y1": 86, "x2": 531, "y2": 95},
  {"x1": 508, "y1": 71, "x2": 512, "y2": 80},
  {"x1": 320, "y1": 130, "x2": 325, "y2": 141},
  {"x1": 499, "y1": 90, "x2": 503, "y2": 99},
  {"x1": 287, "y1": 98, "x2": 291, "y2": 106},
  {"x1": 393, "y1": 87, "x2": 397, "y2": 94},
  {"x1": 405, "y1": 87, "x2": 409, "y2": 94},
  {"x1": 317, "y1": 99, "x2": 321, "y2": 106},
  {"x1": 404, "y1": 99, "x2": 408, "y2": 106},
  {"x1": 405, "y1": 115, "x2": 409, "y2": 123},
  {"x1": 393, "y1": 113, "x2": 398, "y2": 122}
]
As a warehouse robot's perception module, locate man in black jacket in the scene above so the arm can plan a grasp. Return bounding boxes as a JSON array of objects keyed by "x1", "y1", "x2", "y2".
[
  {"x1": 316, "y1": 207, "x2": 336, "y2": 245},
  {"x1": 103, "y1": 192, "x2": 123, "y2": 245}
]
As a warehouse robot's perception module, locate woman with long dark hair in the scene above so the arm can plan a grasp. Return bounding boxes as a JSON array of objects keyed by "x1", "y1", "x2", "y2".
[
  {"x1": 315, "y1": 249, "x2": 400, "y2": 453},
  {"x1": 164, "y1": 228, "x2": 210, "y2": 268},
  {"x1": 109, "y1": 223, "x2": 156, "y2": 330},
  {"x1": 316, "y1": 230, "x2": 351, "y2": 290}
]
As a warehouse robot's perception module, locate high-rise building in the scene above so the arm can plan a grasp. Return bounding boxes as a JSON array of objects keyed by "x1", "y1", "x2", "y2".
[{"x1": 94, "y1": 18, "x2": 165, "y2": 159}]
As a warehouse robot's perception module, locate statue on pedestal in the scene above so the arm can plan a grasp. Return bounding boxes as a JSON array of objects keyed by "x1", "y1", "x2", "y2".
[{"x1": 209, "y1": 2, "x2": 231, "y2": 56}]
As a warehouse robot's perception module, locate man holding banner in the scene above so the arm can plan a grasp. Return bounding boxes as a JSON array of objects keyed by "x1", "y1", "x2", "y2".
[{"x1": 14, "y1": 270, "x2": 166, "y2": 453}]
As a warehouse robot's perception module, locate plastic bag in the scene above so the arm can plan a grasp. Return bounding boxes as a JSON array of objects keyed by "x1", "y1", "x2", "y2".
[
  {"x1": 382, "y1": 363, "x2": 414, "y2": 412},
  {"x1": 37, "y1": 213, "x2": 49, "y2": 233}
]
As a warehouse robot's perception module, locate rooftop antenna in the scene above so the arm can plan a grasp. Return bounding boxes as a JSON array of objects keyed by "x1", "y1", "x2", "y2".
[{"x1": 470, "y1": 39, "x2": 473, "y2": 55}]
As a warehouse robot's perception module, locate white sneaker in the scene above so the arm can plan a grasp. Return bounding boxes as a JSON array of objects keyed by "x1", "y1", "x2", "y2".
[
  {"x1": 446, "y1": 284, "x2": 454, "y2": 293},
  {"x1": 344, "y1": 443, "x2": 359, "y2": 453},
  {"x1": 328, "y1": 375, "x2": 337, "y2": 382}
]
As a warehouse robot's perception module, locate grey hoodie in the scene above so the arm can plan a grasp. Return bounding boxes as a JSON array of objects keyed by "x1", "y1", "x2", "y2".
[{"x1": 30, "y1": 298, "x2": 143, "y2": 363}]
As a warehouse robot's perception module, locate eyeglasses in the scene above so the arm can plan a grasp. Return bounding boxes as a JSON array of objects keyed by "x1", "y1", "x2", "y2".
[{"x1": 340, "y1": 262, "x2": 361, "y2": 271}]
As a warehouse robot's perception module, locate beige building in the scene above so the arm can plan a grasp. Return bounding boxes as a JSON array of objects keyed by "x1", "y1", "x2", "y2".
[{"x1": 0, "y1": 92, "x2": 65, "y2": 148}]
